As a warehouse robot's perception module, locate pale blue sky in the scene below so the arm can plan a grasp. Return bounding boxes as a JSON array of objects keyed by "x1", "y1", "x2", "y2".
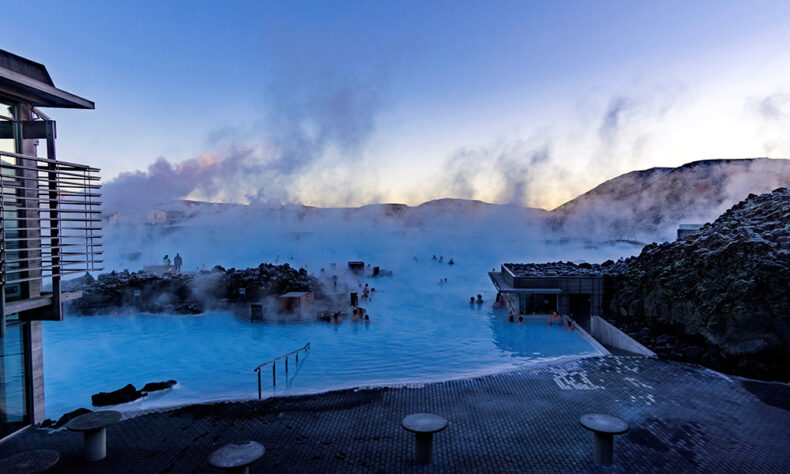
[{"x1": 4, "y1": 1, "x2": 790, "y2": 208}]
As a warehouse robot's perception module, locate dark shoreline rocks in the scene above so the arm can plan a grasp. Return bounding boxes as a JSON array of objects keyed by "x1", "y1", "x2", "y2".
[
  {"x1": 141, "y1": 380, "x2": 177, "y2": 392},
  {"x1": 92, "y1": 384, "x2": 146, "y2": 407},
  {"x1": 66, "y1": 263, "x2": 323, "y2": 316},
  {"x1": 39, "y1": 408, "x2": 93, "y2": 429},
  {"x1": 89, "y1": 380, "x2": 179, "y2": 408},
  {"x1": 604, "y1": 188, "x2": 790, "y2": 382}
]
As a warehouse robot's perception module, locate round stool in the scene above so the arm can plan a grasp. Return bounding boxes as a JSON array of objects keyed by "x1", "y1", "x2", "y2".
[
  {"x1": 579, "y1": 413, "x2": 629, "y2": 466},
  {"x1": 66, "y1": 410, "x2": 122, "y2": 461},
  {"x1": 401, "y1": 413, "x2": 447, "y2": 465},
  {"x1": 0, "y1": 449, "x2": 59, "y2": 473},
  {"x1": 208, "y1": 441, "x2": 265, "y2": 474}
]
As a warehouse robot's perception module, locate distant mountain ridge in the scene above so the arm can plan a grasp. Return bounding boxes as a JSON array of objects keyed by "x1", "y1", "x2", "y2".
[
  {"x1": 109, "y1": 158, "x2": 790, "y2": 241},
  {"x1": 550, "y1": 158, "x2": 790, "y2": 239}
]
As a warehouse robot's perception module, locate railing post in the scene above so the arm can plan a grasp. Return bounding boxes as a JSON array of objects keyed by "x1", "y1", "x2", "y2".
[
  {"x1": 257, "y1": 370, "x2": 261, "y2": 399},
  {"x1": 272, "y1": 361, "x2": 276, "y2": 386},
  {"x1": 45, "y1": 121, "x2": 62, "y2": 321}
]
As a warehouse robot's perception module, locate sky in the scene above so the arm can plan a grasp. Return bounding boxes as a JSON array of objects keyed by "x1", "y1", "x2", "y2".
[{"x1": 4, "y1": 0, "x2": 790, "y2": 209}]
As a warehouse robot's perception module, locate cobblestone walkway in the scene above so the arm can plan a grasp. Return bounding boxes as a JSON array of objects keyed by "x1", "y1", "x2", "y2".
[{"x1": 2, "y1": 356, "x2": 789, "y2": 473}]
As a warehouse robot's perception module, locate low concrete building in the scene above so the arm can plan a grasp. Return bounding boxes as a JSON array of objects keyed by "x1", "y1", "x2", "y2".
[
  {"x1": 278, "y1": 291, "x2": 314, "y2": 312},
  {"x1": 677, "y1": 223, "x2": 703, "y2": 240},
  {"x1": 347, "y1": 261, "x2": 364, "y2": 274},
  {"x1": 489, "y1": 263, "x2": 603, "y2": 324},
  {"x1": 142, "y1": 265, "x2": 176, "y2": 275}
]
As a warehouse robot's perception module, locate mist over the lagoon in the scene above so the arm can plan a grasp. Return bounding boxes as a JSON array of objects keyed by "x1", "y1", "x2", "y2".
[{"x1": 100, "y1": 201, "x2": 643, "y2": 284}]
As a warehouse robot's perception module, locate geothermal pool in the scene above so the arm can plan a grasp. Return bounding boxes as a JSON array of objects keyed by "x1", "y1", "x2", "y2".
[{"x1": 43, "y1": 254, "x2": 607, "y2": 418}]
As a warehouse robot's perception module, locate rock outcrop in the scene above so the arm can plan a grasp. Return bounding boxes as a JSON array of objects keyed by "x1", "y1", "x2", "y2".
[
  {"x1": 66, "y1": 263, "x2": 322, "y2": 315},
  {"x1": 39, "y1": 407, "x2": 93, "y2": 429},
  {"x1": 141, "y1": 380, "x2": 177, "y2": 392},
  {"x1": 605, "y1": 188, "x2": 790, "y2": 381},
  {"x1": 91, "y1": 384, "x2": 146, "y2": 407}
]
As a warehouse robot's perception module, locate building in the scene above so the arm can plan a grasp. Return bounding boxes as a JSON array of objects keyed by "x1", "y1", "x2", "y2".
[
  {"x1": 146, "y1": 209, "x2": 167, "y2": 225},
  {"x1": 677, "y1": 223, "x2": 703, "y2": 240},
  {"x1": 347, "y1": 261, "x2": 364, "y2": 274},
  {"x1": 1, "y1": 50, "x2": 101, "y2": 440},
  {"x1": 489, "y1": 263, "x2": 603, "y2": 324},
  {"x1": 278, "y1": 291, "x2": 314, "y2": 312},
  {"x1": 146, "y1": 209, "x2": 186, "y2": 225}
]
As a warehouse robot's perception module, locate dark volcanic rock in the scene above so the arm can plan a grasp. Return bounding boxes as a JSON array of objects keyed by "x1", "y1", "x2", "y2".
[
  {"x1": 66, "y1": 262, "x2": 323, "y2": 315},
  {"x1": 141, "y1": 380, "x2": 177, "y2": 392},
  {"x1": 91, "y1": 384, "x2": 146, "y2": 407},
  {"x1": 605, "y1": 188, "x2": 790, "y2": 381},
  {"x1": 52, "y1": 407, "x2": 92, "y2": 428}
]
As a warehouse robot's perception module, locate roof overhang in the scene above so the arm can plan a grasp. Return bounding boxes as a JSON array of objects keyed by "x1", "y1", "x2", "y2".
[
  {"x1": 489, "y1": 272, "x2": 563, "y2": 293},
  {"x1": 0, "y1": 67, "x2": 94, "y2": 109},
  {"x1": 497, "y1": 288, "x2": 563, "y2": 294}
]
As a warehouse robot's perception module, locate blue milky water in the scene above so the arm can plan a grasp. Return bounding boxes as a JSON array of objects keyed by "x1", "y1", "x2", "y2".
[{"x1": 43, "y1": 255, "x2": 601, "y2": 417}]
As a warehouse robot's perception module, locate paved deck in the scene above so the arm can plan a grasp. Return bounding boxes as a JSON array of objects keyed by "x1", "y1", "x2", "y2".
[{"x1": 2, "y1": 356, "x2": 789, "y2": 473}]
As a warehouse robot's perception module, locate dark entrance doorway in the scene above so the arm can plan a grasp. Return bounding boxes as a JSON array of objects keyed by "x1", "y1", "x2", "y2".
[
  {"x1": 569, "y1": 293, "x2": 592, "y2": 329},
  {"x1": 518, "y1": 293, "x2": 558, "y2": 315}
]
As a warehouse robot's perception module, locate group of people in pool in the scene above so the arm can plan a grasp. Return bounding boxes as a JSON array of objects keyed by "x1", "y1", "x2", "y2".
[
  {"x1": 468, "y1": 293, "x2": 574, "y2": 330},
  {"x1": 506, "y1": 310, "x2": 573, "y2": 330},
  {"x1": 360, "y1": 283, "x2": 375, "y2": 300},
  {"x1": 432, "y1": 255, "x2": 455, "y2": 265},
  {"x1": 322, "y1": 307, "x2": 371, "y2": 324}
]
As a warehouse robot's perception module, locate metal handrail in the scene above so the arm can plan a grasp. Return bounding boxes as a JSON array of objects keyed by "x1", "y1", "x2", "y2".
[
  {"x1": 253, "y1": 342, "x2": 310, "y2": 398},
  {"x1": 0, "y1": 149, "x2": 102, "y2": 286},
  {"x1": 0, "y1": 150, "x2": 101, "y2": 171}
]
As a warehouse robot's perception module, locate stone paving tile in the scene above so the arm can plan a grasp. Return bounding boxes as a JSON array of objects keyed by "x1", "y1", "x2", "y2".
[{"x1": 2, "y1": 356, "x2": 789, "y2": 473}]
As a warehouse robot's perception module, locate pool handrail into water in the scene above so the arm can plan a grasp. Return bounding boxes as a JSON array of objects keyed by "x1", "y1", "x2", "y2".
[{"x1": 253, "y1": 342, "x2": 311, "y2": 398}]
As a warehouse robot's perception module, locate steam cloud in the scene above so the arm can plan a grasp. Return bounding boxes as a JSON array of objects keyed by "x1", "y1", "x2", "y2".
[
  {"x1": 103, "y1": 42, "x2": 389, "y2": 216},
  {"x1": 747, "y1": 93, "x2": 790, "y2": 154}
]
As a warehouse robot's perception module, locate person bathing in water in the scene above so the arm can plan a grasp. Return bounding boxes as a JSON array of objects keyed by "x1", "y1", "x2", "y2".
[
  {"x1": 508, "y1": 312, "x2": 515, "y2": 322},
  {"x1": 493, "y1": 293, "x2": 504, "y2": 308},
  {"x1": 547, "y1": 311, "x2": 561, "y2": 326},
  {"x1": 470, "y1": 297, "x2": 475, "y2": 304},
  {"x1": 476, "y1": 294, "x2": 484, "y2": 304}
]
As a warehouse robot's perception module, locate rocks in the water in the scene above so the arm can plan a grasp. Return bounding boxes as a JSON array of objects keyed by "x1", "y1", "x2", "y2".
[
  {"x1": 66, "y1": 263, "x2": 323, "y2": 316},
  {"x1": 141, "y1": 380, "x2": 177, "y2": 392},
  {"x1": 91, "y1": 384, "x2": 146, "y2": 407},
  {"x1": 605, "y1": 188, "x2": 790, "y2": 382},
  {"x1": 51, "y1": 408, "x2": 92, "y2": 428}
]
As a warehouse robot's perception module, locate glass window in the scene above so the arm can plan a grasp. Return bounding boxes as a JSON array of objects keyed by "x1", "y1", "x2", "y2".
[
  {"x1": 1, "y1": 99, "x2": 23, "y2": 301},
  {"x1": 0, "y1": 322, "x2": 30, "y2": 438},
  {"x1": 0, "y1": 99, "x2": 15, "y2": 154}
]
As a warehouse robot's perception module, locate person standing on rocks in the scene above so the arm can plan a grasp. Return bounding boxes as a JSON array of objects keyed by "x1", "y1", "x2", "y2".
[
  {"x1": 174, "y1": 253, "x2": 183, "y2": 273},
  {"x1": 163, "y1": 254, "x2": 170, "y2": 266}
]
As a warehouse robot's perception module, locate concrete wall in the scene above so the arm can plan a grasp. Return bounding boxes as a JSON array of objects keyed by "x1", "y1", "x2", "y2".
[
  {"x1": 29, "y1": 321, "x2": 46, "y2": 423},
  {"x1": 565, "y1": 316, "x2": 611, "y2": 356},
  {"x1": 589, "y1": 316, "x2": 656, "y2": 356}
]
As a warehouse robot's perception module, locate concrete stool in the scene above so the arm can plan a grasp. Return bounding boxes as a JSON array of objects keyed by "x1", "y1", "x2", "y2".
[
  {"x1": 208, "y1": 441, "x2": 265, "y2": 474},
  {"x1": 579, "y1": 413, "x2": 629, "y2": 466},
  {"x1": 0, "y1": 449, "x2": 59, "y2": 473},
  {"x1": 66, "y1": 410, "x2": 121, "y2": 461},
  {"x1": 401, "y1": 413, "x2": 447, "y2": 465}
]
